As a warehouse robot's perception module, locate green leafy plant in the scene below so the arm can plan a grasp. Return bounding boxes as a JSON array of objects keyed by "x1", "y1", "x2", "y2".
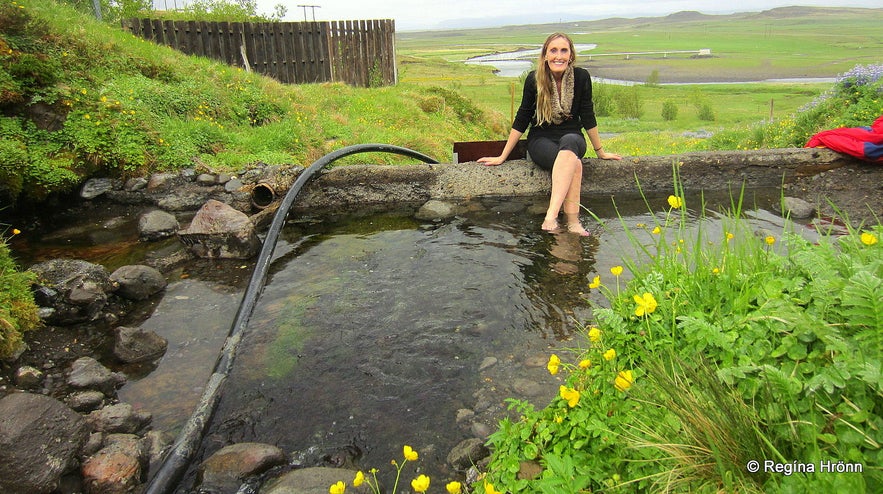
[
  {"x1": 661, "y1": 100, "x2": 678, "y2": 121},
  {"x1": 0, "y1": 228, "x2": 40, "y2": 359},
  {"x1": 481, "y1": 166, "x2": 882, "y2": 492}
]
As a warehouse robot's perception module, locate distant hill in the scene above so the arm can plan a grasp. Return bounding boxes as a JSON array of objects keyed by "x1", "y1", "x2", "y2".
[{"x1": 415, "y1": 6, "x2": 882, "y2": 33}]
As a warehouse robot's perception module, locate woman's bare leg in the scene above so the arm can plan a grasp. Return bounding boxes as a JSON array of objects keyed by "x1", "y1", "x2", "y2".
[
  {"x1": 563, "y1": 158, "x2": 589, "y2": 236},
  {"x1": 543, "y1": 150, "x2": 586, "y2": 235}
]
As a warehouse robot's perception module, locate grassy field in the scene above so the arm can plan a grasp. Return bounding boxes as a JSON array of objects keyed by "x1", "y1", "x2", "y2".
[{"x1": 395, "y1": 6, "x2": 881, "y2": 154}]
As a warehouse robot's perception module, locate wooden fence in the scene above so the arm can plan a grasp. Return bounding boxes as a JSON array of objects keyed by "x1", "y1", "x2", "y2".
[{"x1": 121, "y1": 19, "x2": 396, "y2": 87}]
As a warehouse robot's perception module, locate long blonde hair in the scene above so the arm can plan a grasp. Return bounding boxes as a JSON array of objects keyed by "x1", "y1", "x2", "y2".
[{"x1": 536, "y1": 33, "x2": 576, "y2": 125}]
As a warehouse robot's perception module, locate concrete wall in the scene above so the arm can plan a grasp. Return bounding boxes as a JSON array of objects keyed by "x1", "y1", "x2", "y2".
[{"x1": 291, "y1": 147, "x2": 854, "y2": 212}]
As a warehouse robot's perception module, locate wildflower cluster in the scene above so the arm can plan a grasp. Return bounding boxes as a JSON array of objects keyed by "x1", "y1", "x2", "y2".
[
  {"x1": 835, "y1": 63, "x2": 883, "y2": 89},
  {"x1": 327, "y1": 445, "x2": 462, "y2": 494}
]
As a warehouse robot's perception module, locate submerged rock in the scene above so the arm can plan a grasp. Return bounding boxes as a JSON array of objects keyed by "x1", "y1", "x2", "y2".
[
  {"x1": 138, "y1": 210, "x2": 180, "y2": 241},
  {"x1": 113, "y1": 326, "x2": 168, "y2": 363},
  {"x1": 197, "y1": 442, "x2": 287, "y2": 493},
  {"x1": 261, "y1": 467, "x2": 370, "y2": 494},
  {"x1": 109, "y1": 265, "x2": 167, "y2": 301},
  {"x1": 67, "y1": 357, "x2": 127, "y2": 395}
]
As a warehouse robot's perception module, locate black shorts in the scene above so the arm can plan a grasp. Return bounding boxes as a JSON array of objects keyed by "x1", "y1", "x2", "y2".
[{"x1": 526, "y1": 133, "x2": 587, "y2": 171}]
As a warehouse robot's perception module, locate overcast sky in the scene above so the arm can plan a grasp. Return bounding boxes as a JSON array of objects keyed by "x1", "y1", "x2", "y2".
[{"x1": 248, "y1": 1, "x2": 881, "y2": 31}]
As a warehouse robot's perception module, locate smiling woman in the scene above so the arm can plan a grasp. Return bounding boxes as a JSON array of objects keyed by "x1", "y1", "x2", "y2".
[{"x1": 478, "y1": 33, "x2": 622, "y2": 235}]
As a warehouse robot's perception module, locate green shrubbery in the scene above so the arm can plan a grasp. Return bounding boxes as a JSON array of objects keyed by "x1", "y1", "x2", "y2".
[
  {"x1": 0, "y1": 0, "x2": 501, "y2": 204},
  {"x1": 0, "y1": 229, "x2": 39, "y2": 359},
  {"x1": 706, "y1": 64, "x2": 883, "y2": 150},
  {"x1": 482, "y1": 183, "x2": 882, "y2": 492}
]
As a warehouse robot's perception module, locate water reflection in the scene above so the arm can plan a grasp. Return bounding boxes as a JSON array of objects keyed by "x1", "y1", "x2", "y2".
[{"x1": 191, "y1": 196, "x2": 601, "y2": 487}]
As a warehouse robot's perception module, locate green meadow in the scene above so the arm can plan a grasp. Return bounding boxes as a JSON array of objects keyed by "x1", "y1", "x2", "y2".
[{"x1": 396, "y1": 7, "x2": 881, "y2": 154}]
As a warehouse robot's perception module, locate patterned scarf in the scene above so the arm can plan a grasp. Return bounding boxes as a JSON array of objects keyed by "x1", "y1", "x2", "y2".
[{"x1": 550, "y1": 65, "x2": 574, "y2": 125}]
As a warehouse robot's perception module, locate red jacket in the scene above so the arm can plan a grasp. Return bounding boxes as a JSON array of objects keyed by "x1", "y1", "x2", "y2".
[{"x1": 806, "y1": 115, "x2": 883, "y2": 163}]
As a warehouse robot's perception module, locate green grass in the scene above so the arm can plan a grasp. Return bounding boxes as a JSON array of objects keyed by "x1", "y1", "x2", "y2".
[{"x1": 397, "y1": 6, "x2": 881, "y2": 156}]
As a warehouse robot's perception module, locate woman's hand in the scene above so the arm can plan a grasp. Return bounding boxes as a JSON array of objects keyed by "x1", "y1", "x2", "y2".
[
  {"x1": 477, "y1": 156, "x2": 506, "y2": 166},
  {"x1": 597, "y1": 149, "x2": 622, "y2": 160}
]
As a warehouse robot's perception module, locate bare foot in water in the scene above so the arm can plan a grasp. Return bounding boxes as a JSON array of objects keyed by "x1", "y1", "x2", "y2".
[
  {"x1": 567, "y1": 223, "x2": 590, "y2": 236},
  {"x1": 542, "y1": 217, "x2": 563, "y2": 233}
]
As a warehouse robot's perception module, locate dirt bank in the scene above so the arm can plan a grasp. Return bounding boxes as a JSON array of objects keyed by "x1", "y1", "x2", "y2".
[{"x1": 785, "y1": 161, "x2": 882, "y2": 227}]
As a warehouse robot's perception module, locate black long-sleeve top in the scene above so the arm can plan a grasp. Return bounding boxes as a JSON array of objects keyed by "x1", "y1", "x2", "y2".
[{"x1": 512, "y1": 67, "x2": 598, "y2": 141}]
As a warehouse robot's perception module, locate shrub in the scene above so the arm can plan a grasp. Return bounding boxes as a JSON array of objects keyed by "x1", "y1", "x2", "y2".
[
  {"x1": 696, "y1": 102, "x2": 715, "y2": 121},
  {"x1": 711, "y1": 63, "x2": 883, "y2": 149},
  {"x1": 592, "y1": 82, "x2": 617, "y2": 117},
  {"x1": 614, "y1": 85, "x2": 644, "y2": 119},
  {"x1": 661, "y1": 100, "x2": 678, "y2": 121},
  {"x1": 0, "y1": 137, "x2": 27, "y2": 200},
  {"x1": 645, "y1": 69, "x2": 660, "y2": 87}
]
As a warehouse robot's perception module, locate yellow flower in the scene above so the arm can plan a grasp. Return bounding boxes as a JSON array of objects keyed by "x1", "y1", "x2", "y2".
[
  {"x1": 579, "y1": 359, "x2": 591, "y2": 369},
  {"x1": 12, "y1": 228, "x2": 20, "y2": 235},
  {"x1": 614, "y1": 370, "x2": 634, "y2": 391},
  {"x1": 603, "y1": 349, "x2": 616, "y2": 361},
  {"x1": 353, "y1": 471, "x2": 364, "y2": 487},
  {"x1": 588, "y1": 326, "x2": 601, "y2": 342},
  {"x1": 652, "y1": 226, "x2": 662, "y2": 235},
  {"x1": 411, "y1": 474, "x2": 430, "y2": 493},
  {"x1": 610, "y1": 265, "x2": 623, "y2": 276},
  {"x1": 484, "y1": 482, "x2": 501, "y2": 494},
  {"x1": 589, "y1": 275, "x2": 601, "y2": 289},
  {"x1": 559, "y1": 385, "x2": 580, "y2": 407},
  {"x1": 712, "y1": 267, "x2": 720, "y2": 275},
  {"x1": 764, "y1": 235, "x2": 775, "y2": 245},
  {"x1": 633, "y1": 292, "x2": 658, "y2": 317},
  {"x1": 860, "y1": 232, "x2": 878, "y2": 246},
  {"x1": 554, "y1": 414, "x2": 563, "y2": 423},
  {"x1": 547, "y1": 354, "x2": 560, "y2": 375},
  {"x1": 725, "y1": 232, "x2": 734, "y2": 242},
  {"x1": 329, "y1": 480, "x2": 345, "y2": 494},
  {"x1": 403, "y1": 445, "x2": 418, "y2": 461},
  {"x1": 667, "y1": 195, "x2": 683, "y2": 209},
  {"x1": 446, "y1": 481, "x2": 462, "y2": 494}
]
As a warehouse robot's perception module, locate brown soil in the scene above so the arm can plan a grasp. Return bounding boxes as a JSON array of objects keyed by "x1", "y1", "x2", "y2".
[{"x1": 786, "y1": 161, "x2": 883, "y2": 228}]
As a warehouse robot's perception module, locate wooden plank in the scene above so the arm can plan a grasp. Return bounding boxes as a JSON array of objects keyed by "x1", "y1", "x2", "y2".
[
  {"x1": 385, "y1": 20, "x2": 396, "y2": 85},
  {"x1": 216, "y1": 21, "x2": 230, "y2": 65},
  {"x1": 149, "y1": 19, "x2": 164, "y2": 44},
  {"x1": 274, "y1": 22, "x2": 290, "y2": 83},
  {"x1": 295, "y1": 22, "x2": 310, "y2": 83},
  {"x1": 315, "y1": 21, "x2": 331, "y2": 82},
  {"x1": 263, "y1": 22, "x2": 279, "y2": 81},
  {"x1": 452, "y1": 140, "x2": 527, "y2": 163},
  {"x1": 164, "y1": 20, "x2": 179, "y2": 49}
]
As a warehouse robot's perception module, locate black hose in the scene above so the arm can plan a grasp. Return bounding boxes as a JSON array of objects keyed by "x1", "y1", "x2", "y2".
[{"x1": 145, "y1": 144, "x2": 438, "y2": 494}]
